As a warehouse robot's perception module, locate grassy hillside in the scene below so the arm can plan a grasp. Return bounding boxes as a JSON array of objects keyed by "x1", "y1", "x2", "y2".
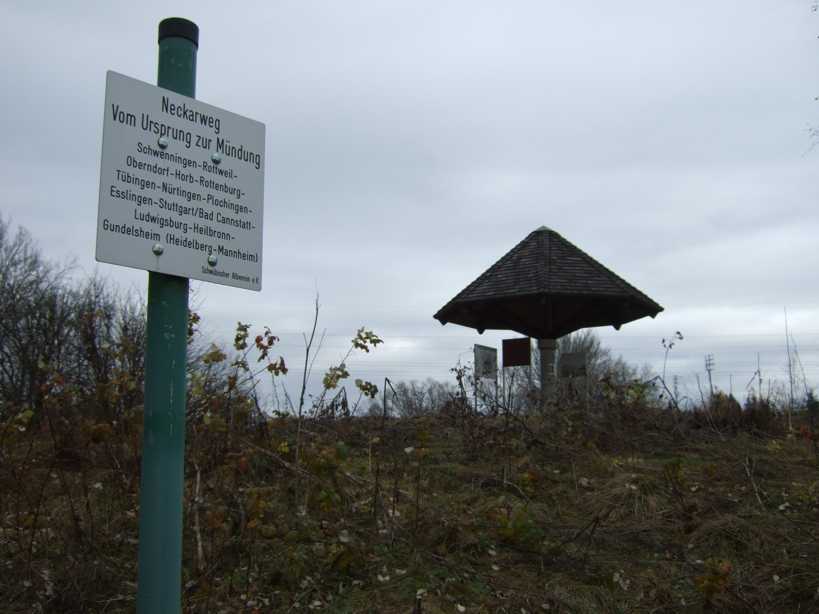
[{"x1": 3, "y1": 393, "x2": 819, "y2": 613}]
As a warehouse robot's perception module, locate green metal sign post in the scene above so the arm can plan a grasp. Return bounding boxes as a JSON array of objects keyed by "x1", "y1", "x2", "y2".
[{"x1": 136, "y1": 18, "x2": 198, "y2": 614}]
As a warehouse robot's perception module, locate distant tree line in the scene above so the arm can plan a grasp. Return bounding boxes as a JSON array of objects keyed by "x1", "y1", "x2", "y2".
[
  {"x1": 364, "y1": 330, "x2": 659, "y2": 419},
  {"x1": 2, "y1": 217, "x2": 804, "y2": 433}
]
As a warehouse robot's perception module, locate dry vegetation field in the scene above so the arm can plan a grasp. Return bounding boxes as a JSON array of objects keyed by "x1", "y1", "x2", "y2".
[
  {"x1": 3, "y1": 220, "x2": 819, "y2": 612},
  {"x1": 3, "y1": 388, "x2": 819, "y2": 613}
]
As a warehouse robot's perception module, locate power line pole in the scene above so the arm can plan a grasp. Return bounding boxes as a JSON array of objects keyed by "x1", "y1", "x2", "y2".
[
  {"x1": 705, "y1": 354, "x2": 715, "y2": 397},
  {"x1": 785, "y1": 306, "x2": 794, "y2": 431}
]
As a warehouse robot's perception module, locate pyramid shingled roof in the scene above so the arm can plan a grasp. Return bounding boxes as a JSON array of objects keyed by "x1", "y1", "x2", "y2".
[{"x1": 434, "y1": 227, "x2": 663, "y2": 339}]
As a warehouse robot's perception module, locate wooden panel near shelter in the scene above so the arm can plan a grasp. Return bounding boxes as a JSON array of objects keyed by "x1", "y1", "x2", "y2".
[{"x1": 502, "y1": 337, "x2": 531, "y2": 367}]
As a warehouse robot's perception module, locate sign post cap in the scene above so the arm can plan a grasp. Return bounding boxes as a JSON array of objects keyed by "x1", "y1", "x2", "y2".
[{"x1": 158, "y1": 18, "x2": 199, "y2": 47}]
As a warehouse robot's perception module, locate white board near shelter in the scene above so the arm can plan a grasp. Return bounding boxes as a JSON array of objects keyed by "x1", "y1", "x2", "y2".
[
  {"x1": 474, "y1": 344, "x2": 498, "y2": 380},
  {"x1": 96, "y1": 71, "x2": 265, "y2": 291},
  {"x1": 559, "y1": 352, "x2": 587, "y2": 377}
]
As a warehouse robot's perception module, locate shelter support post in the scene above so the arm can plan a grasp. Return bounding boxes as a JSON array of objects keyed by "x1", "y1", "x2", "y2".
[{"x1": 538, "y1": 338, "x2": 557, "y2": 408}]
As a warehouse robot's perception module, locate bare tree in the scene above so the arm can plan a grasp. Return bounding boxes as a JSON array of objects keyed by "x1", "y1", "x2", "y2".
[
  {"x1": 0, "y1": 218, "x2": 74, "y2": 418},
  {"x1": 389, "y1": 379, "x2": 458, "y2": 417},
  {"x1": 504, "y1": 329, "x2": 657, "y2": 410}
]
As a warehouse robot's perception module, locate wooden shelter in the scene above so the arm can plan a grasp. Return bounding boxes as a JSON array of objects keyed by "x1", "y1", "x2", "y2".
[{"x1": 434, "y1": 226, "x2": 663, "y2": 401}]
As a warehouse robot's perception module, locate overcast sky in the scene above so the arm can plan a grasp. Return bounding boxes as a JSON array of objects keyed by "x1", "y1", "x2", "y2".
[{"x1": 2, "y1": 1, "x2": 818, "y2": 407}]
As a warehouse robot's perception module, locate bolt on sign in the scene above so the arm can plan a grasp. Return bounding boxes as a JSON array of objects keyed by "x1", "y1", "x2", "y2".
[
  {"x1": 474, "y1": 344, "x2": 498, "y2": 380},
  {"x1": 502, "y1": 337, "x2": 531, "y2": 368},
  {"x1": 96, "y1": 71, "x2": 265, "y2": 290}
]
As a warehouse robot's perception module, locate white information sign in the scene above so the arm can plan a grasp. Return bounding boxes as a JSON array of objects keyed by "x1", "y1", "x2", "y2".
[
  {"x1": 474, "y1": 344, "x2": 498, "y2": 380},
  {"x1": 96, "y1": 71, "x2": 265, "y2": 291},
  {"x1": 559, "y1": 352, "x2": 587, "y2": 378}
]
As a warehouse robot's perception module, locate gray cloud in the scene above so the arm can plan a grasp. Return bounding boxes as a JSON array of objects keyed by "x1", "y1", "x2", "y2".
[{"x1": 2, "y1": 1, "x2": 818, "y2": 402}]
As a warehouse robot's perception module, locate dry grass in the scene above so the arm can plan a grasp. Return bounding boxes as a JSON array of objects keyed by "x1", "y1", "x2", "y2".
[{"x1": 2, "y1": 399, "x2": 819, "y2": 613}]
